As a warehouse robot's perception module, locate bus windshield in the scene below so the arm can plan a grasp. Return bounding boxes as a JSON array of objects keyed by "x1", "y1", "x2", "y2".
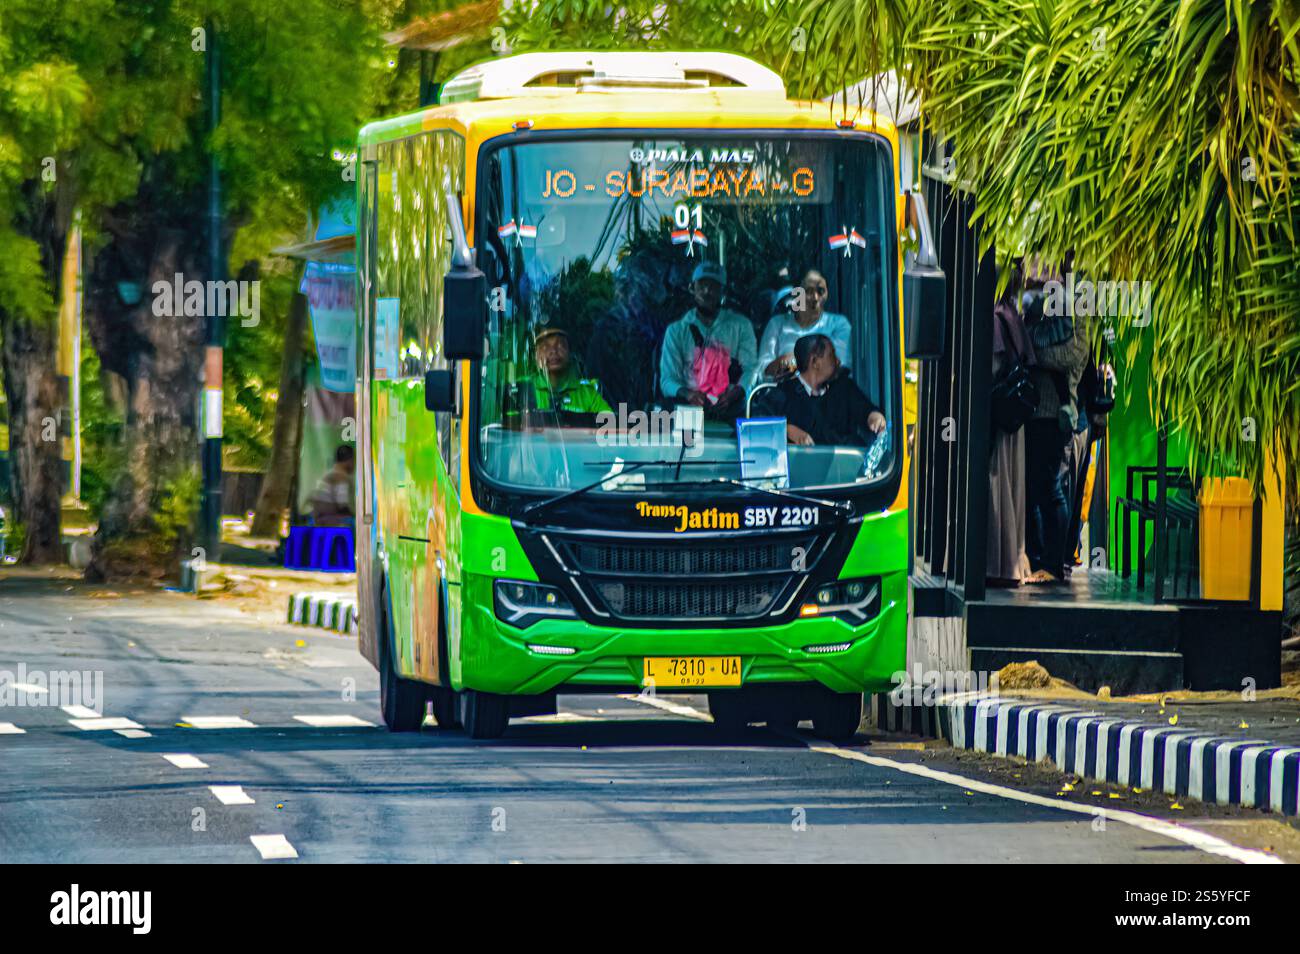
[{"x1": 475, "y1": 133, "x2": 898, "y2": 495}]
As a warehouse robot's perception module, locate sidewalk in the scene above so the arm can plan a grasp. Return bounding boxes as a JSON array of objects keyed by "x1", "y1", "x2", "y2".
[{"x1": 873, "y1": 684, "x2": 1300, "y2": 817}]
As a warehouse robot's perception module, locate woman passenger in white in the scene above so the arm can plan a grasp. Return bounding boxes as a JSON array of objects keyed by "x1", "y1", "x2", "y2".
[{"x1": 752, "y1": 268, "x2": 851, "y2": 389}]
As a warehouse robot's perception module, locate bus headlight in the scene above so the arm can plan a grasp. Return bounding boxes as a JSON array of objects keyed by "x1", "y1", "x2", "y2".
[
  {"x1": 494, "y1": 580, "x2": 577, "y2": 628},
  {"x1": 798, "y1": 577, "x2": 881, "y2": 624}
]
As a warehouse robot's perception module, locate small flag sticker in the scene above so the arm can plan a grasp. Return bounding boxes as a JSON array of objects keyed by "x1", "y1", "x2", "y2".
[{"x1": 497, "y1": 220, "x2": 517, "y2": 238}]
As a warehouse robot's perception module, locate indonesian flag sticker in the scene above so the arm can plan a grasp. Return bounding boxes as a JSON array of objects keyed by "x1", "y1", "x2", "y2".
[
  {"x1": 671, "y1": 228, "x2": 707, "y2": 256},
  {"x1": 828, "y1": 226, "x2": 865, "y2": 257}
]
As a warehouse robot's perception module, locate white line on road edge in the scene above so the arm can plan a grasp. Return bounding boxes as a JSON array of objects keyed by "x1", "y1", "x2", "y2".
[
  {"x1": 210, "y1": 785, "x2": 255, "y2": 806},
  {"x1": 617, "y1": 693, "x2": 713, "y2": 721},
  {"x1": 250, "y1": 834, "x2": 298, "y2": 860},
  {"x1": 811, "y1": 743, "x2": 1282, "y2": 865},
  {"x1": 162, "y1": 754, "x2": 209, "y2": 769},
  {"x1": 292, "y1": 714, "x2": 375, "y2": 728},
  {"x1": 69, "y1": 717, "x2": 143, "y2": 731},
  {"x1": 181, "y1": 715, "x2": 257, "y2": 729},
  {"x1": 11, "y1": 683, "x2": 48, "y2": 695},
  {"x1": 0, "y1": 723, "x2": 26, "y2": 734}
]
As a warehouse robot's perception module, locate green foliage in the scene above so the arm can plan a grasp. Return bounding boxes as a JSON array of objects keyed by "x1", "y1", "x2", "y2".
[
  {"x1": 77, "y1": 344, "x2": 124, "y2": 516},
  {"x1": 758, "y1": 0, "x2": 1300, "y2": 492}
]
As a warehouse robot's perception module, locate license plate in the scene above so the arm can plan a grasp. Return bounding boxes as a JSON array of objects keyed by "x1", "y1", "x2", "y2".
[{"x1": 643, "y1": 656, "x2": 741, "y2": 688}]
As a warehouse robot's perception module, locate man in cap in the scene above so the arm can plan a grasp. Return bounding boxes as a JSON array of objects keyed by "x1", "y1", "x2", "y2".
[
  {"x1": 518, "y1": 324, "x2": 610, "y2": 415},
  {"x1": 658, "y1": 261, "x2": 756, "y2": 419}
]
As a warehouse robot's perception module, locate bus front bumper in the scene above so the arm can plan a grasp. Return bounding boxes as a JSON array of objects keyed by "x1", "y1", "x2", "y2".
[{"x1": 455, "y1": 570, "x2": 907, "y2": 696}]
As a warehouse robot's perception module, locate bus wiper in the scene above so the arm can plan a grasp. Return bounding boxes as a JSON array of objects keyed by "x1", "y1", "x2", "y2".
[
  {"x1": 654, "y1": 476, "x2": 855, "y2": 518},
  {"x1": 517, "y1": 459, "x2": 739, "y2": 524}
]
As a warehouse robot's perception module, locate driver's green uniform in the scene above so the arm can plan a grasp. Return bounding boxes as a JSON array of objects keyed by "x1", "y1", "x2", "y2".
[{"x1": 524, "y1": 367, "x2": 610, "y2": 413}]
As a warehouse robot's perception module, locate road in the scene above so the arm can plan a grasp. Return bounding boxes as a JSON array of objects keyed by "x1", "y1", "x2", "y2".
[{"x1": 0, "y1": 575, "x2": 1286, "y2": 864}]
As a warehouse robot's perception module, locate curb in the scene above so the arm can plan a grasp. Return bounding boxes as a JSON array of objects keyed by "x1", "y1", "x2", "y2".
[
  {"x1": 287, "y1": 592, "x2": 358, "y2": 636},
  {"x1": 872, "y1": 693, "x2": 1300, "y2": 817}
]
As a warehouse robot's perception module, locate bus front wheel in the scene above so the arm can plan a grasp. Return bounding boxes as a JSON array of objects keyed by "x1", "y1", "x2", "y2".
[
  {"x1": 379, "y1": 637, "x2": 428, "y2": 732},
  {"x1": 810, "y1": 692, "x2": 863, "y2": 741},
  {"x1": 458, "y1": 689, "x2": 510, "y2": 740}
]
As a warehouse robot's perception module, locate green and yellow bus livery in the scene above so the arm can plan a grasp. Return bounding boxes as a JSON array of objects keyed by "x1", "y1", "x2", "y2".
[{"x1": 355, "y1": 52, "x2": 943, "y2": 738}]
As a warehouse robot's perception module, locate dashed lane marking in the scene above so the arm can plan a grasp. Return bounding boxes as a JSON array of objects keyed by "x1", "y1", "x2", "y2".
[
  {"x1": 810, "y1": 742, "x2": 1282, "y2": 865},
  {"x1": 292, "y1": 714, "x2": 375, "y2": 728},
  {"x1": 0, "y1": 723, "x2": 26, "y2": 735},
  {"x1": 11, "y1": 683, "x2": 48, "y2": 696},
  {"x1": 61, "y1": 705, "x2": 102, "y2": 719},
  {"x1": 69, "y1": 717, "x2": 143, "y2": 731},
  {"x1": 161, "y1": 754, "x2": 209, "y2": 769},
  {"x1": 181, "y1": 715, "x2": 257, "y2": 729},
  {"x1": 115, "y1": 728, "x2": 151, "y2": 739},
  {"x1": 210, "y1": 785, "x2": 255, "y2": 806},
  {"x1": 250, "y1": 834, "x2": 298, "y2": 860}
]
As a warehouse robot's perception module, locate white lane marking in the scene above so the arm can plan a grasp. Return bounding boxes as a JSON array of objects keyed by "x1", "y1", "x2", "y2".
[
  {"x1": 182, "y1": 715, "x2": 257, "y2": 729},
  {"x1": 514, "y1": 712, "x2": 600, "y2": 724},
  {"x1": 250, "y1": 834, "x2": 298, "y2": 860},
  {"x1": 162, "y1": 754, "x2": 209, "y2": 769},
  {"x1": 210, "y1": 785, "x2": 255, "y2": 806},
  {"x1": 0, "y1": 723, "x2": 26, "y2": 735},
  {"x1": 292, "y1": 714, "x2": 375, "y2": 728},
  {"x1": 61, "y1": 705, "x2": 102, "y2": 719},
  {"x1": 618, "y1": 693, "x2": 713, "y2": 721},
  {"x1": 811, "y1": 743, "x2": 1281, "y2": 865},
  {"x1": 69, "y1": 717, "x2": 143, "y2": 731},
  {"x1": 11, "y1": 683, "x2": 48, "y2": 695},
  {"x1": 115, "y1": 728, "x2": 152, "y2": 739}
]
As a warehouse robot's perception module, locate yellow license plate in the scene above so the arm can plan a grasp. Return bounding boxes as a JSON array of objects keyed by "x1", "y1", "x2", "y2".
[{"x1": 643, "y1": 656, "x2": 742, "y2": 688}]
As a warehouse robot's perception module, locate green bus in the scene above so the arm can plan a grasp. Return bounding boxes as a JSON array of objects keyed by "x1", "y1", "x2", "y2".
[{"x1": 355, "y1": 52, "x2": 943, "y2": 738}]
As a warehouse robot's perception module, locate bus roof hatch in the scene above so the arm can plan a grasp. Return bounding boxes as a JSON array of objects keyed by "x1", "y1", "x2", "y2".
[{"x1": 439, "y1": 51, "x2": 786, "y2": 103}]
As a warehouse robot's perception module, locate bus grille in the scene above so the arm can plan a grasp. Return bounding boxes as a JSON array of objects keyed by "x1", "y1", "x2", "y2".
[
  {"x1": 591, "y1": 580, "x2": 784, "y2": 620},
  {"x1": 564, "y1": 537, "x2": 817, "y2": 577}
]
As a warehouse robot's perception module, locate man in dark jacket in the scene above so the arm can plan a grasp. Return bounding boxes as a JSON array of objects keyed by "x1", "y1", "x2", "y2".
[{"x1": 752, "y1": 333, "x2": 885, "y2": 446}]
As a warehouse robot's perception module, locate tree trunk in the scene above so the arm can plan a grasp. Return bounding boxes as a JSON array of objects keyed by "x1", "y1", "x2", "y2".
[
  {"x1": 250, "y1": 272, "x2": 308, "y2": 537},
  {"x1": 0, "y1": 312, "x2": 64, "y2": 563},
  {"x1": 85, "y1": 227, "x2": 205, "y2": 581}
]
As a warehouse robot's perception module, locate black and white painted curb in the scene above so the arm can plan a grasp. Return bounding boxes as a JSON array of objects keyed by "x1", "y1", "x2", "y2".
[
  {"x1": 872, "y1": 693, "x2": 1300, "y2": 817},
  {"x1": 287, "y1": 592, "x2": 358, "y2": 636}
]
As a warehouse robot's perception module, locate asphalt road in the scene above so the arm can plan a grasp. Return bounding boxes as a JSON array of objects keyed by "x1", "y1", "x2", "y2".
[{"x1": 0, "y1": 576, "x2": 1283, "y2": 864}]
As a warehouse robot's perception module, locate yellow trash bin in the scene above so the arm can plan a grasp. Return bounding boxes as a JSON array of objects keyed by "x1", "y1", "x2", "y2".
[{"x1": 1197, "y1": 477, "x2": 1254, "y2": 600}]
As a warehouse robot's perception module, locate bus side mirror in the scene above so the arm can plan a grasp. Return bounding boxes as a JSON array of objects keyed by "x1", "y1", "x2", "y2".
[
  {"x1": 903, "y1": 190, "x2": 946, "y2": 360},
  {"x1": 425, "y1": 368, "x2": 456, "y2": 413},
  {"x1": 443, "y1": 266, "x2": 487, "y2": 360},
  {"x1": 442, "y1": 185, "x2": 487, "y2": 361}
]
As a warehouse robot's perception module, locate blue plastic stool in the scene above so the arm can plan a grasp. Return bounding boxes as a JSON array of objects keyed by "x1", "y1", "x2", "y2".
[
  {"x1": 283, "y1": 526, "x2": 315, "y2": 569},
  {"x1": 309, "y1": 527, "x2": 355, "y2": 572}
]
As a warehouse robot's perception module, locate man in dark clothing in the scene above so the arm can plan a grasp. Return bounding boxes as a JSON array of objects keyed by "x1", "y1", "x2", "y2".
[{"x1": 752, "y1": 333, "x2": 885, "y2": 447}]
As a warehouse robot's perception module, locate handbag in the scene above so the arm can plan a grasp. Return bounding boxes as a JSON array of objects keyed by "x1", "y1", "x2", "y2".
[{"x1": 991, "y1": 311, "x2": 1040, "y2": 434}]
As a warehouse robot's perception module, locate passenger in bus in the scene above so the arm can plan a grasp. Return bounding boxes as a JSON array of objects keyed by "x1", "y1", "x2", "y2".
[
  {"x1": 310, "y1": 444, "x2": 356, "y2": 527},
  {"x1": 659, "y1": 261, "x2": 756, "y2": 421},
  {"x1": 752, "y1": 268, "x2": 851, "y2": 388},
  {"x1": 520, "y1": 325, "x2": 610, "y2": 414},
  {"x1": 752, "y1": 334, "x2": 884, "y2": 447}
]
